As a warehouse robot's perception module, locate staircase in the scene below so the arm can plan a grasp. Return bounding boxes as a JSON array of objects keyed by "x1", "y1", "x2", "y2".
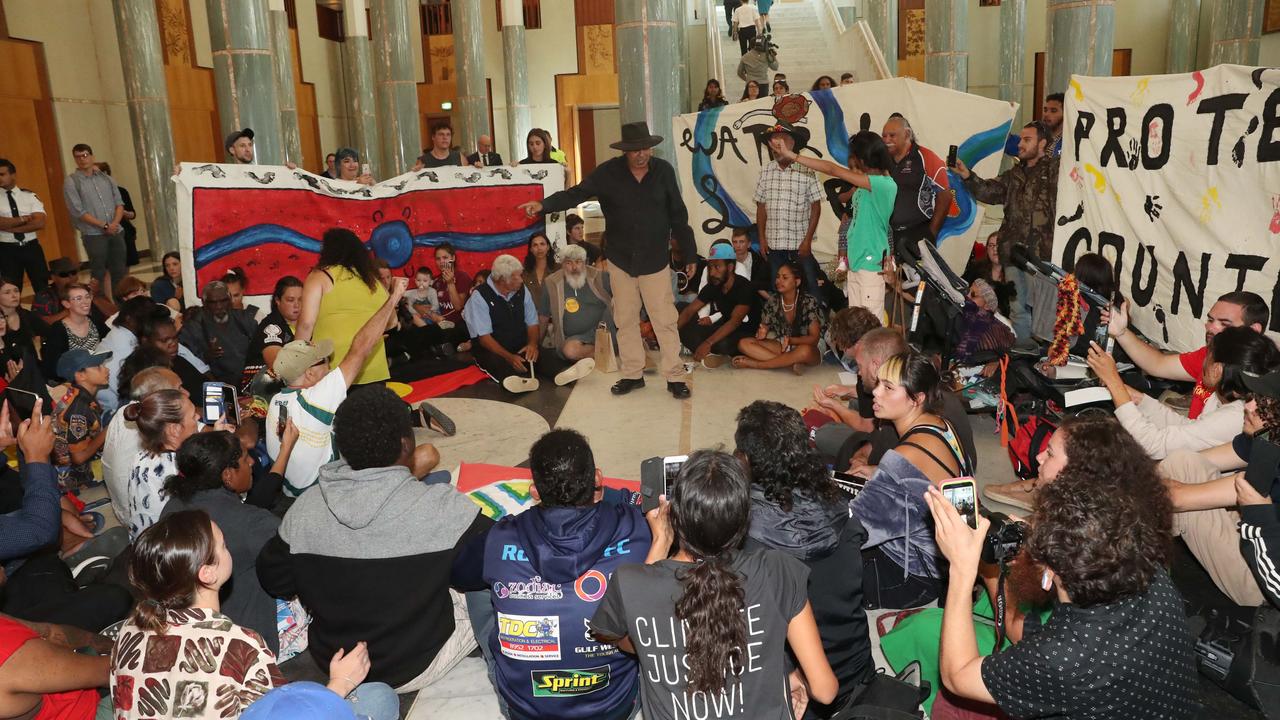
[{"x1": 713, "y1": 0, "x2": 849, "y2": 101}]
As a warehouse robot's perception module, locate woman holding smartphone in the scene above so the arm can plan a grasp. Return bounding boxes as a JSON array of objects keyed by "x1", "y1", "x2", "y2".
[{"x1": 591, "y1": 449, "x2": 838, "y2": 720}]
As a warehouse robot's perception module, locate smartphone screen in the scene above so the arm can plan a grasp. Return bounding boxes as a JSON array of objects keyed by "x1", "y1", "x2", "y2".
[
  {"x1": 942, "y1": 478, "x2": 978, "y2": 528},
  {"x1": 663, "y1": 455, "x2": 687, "y2": 497},
  {"x1": 946, "y1": 144, "x2": 958, "y2": 169}
]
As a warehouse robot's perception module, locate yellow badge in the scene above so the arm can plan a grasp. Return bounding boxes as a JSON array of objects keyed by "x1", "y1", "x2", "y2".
[{"x1": 565, "y1": 297, "x2": 580, "y2": 313}]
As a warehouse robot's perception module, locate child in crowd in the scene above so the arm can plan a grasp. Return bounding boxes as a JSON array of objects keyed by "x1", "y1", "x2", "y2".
[
  {"x1": 51, "y1": 348, "x2": 112, "y2": 492},
  {"x1": 404, "y1": 267, "x2": 445, "y2": 326}
]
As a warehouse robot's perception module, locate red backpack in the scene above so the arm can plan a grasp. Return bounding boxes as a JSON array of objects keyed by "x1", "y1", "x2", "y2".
[{"x1": 1007, "y1": 415, "x2": 1057, "y2": 480}]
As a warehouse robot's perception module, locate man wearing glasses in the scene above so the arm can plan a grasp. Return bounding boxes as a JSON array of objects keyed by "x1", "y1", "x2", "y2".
[
  {"x1": 62, "y1": 144, "x2": 126, "y2": 299},
  {"x1": 953, "y1": 122, "x2": 1059, "y2": 350}
]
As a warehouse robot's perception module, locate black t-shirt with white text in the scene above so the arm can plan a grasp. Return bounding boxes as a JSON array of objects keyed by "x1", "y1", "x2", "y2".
[{"x1": 591, "y1": 547, "x2": 808, "y2": 720}]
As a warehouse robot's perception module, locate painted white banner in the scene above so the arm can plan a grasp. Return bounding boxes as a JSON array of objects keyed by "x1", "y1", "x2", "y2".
[
  {"x1": 672, "y1": 77, "x2": 1017, "y2": 271},
  {"x1": 1053, "y1": 64, "x2": 1280, "y2": 351}
]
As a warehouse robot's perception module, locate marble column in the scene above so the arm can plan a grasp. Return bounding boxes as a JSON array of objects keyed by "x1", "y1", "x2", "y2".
[
  {"x1": 924, "y1": 0, "x2": 968, "y2": 91},
  {"x1": 501, "y1": 0, "x2": 532, "y2": 162},
  {"x1": 1044, "y1": 0, "x2": 1114, "y2": 98},
  {"x1": 616, "y1": 0, "x2": 682, "y2": 161},
  {"x1": 1208, "y1": 0, "x2": 1264, "y2": 66},
  {"x1": 675, "y1": 8, "x2": 689, "y2": 114},
  {"x1": 862, "y1": 0, "x2": 897, "y2": 76},
  {"x1": 343, "y1": 0, "x2": 382, "y2": 177},
  {"x1": 1167, "y1": 0, "x2": 1201, "y2": 73},
  {"x1": 999, "y1": 0, "x2": 1027, "y2": 125},
  {"x1": 371, "y1": 0, "x2": 421, "y2": 175},
  {"x1": 267, "y1": 0, "x2": 302, "y2": 164},
  {"x1": 451, "y1": 0, "x2": 489, "y2": 153},
  {"x1": 112, "y1": 0, "x2": 178, "y2": 254},
  {"x1": 206, "y1": 0, "x2": 286, "y2": 163}
]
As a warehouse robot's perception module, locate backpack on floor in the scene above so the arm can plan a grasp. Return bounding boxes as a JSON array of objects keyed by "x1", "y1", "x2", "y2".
[
  {"x1": 1007, "y1": 415, "x2": 1057, "y2": 481},
  {"x1": 1194, "y1": 604, "x2": 1280, "y2": 717}
]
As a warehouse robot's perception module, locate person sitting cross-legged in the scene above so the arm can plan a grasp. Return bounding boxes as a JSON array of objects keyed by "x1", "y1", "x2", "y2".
[
  {"x1": 463, "y1": 253, "x2": 595, "y2": 394},
  {"x1": 257, "y1": 386, "x2": 493, "y2": 693},
  {"x1": 264, "y1": 275, "x2": 441, "y2": 497},
  {"x1": 451, "y1": 429, "x2": 651, "y2": 719},
  {"x1": 733, "y1": 261, "x2": 822, "y2": 373},
  {"x1": 538, "y1": 244, "x2": 613, "y2": 369},
  {"x1": 677, "y1": 241, "x2": 759, "y2": 369}
]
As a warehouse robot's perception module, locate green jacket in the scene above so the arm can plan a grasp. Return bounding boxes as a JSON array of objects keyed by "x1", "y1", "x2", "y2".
[{"x1": 964, "y1": 155, "x2": 1059, "y2": 264}]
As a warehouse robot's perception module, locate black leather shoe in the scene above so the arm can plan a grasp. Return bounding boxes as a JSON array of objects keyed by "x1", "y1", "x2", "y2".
[
  {"x1": 667, "y1": 382, "x2": 691, "y2": 399},
  {"x1": 611, "y1": 378, "x2": 645, "y2": 395}
]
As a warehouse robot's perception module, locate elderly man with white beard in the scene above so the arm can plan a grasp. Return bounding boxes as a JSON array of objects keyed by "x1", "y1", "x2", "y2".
[{"x1": 539, "y1": 244, "x2": 615, "y2": 363}]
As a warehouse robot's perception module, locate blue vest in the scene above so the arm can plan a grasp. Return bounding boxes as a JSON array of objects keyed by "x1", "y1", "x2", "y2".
[
  {"x1": 475, "y1": 281, "x2": 529, "y2": 353},
  {"x1": 483, "y1": 503, "x2": 650, "y2": 719}
]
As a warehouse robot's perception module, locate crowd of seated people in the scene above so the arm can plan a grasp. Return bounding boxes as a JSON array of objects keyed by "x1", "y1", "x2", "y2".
[{"x1": 1, "y1": 145, "x2": 1278, "y2": 720}]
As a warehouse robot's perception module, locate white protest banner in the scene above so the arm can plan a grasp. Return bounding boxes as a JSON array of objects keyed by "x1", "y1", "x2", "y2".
[
  {"x1": 1054, "y1": 65, "x2": 1280, "y2": 351},
  {"x1": 673, "y1": 77, "x2": 1017, "y2": 271}
]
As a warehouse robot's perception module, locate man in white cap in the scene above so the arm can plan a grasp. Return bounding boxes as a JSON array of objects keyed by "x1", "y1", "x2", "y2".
[{"x1": 265, "y1": 275, "x2": 441, "y2": 496}]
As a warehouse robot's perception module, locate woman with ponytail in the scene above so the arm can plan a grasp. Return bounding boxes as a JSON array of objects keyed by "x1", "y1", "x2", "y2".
[
  {"x1": 111, "y1": 511, "x2": 398, "y2": 720},
  {"x1": 591, "y1": 449, "x2": 837, "y2": 719},
  {"x1": 123, "y1": 389, "x2": 202, "y2": 540},
  {"x1": 159, "y1": 428, "x2": 298, "y2": 655}
]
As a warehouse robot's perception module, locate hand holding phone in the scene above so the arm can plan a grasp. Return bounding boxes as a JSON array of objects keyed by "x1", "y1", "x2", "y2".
[
  {"x1": 941, "y1": 477, "x2": 979, "y2": 529},
  {"x1": 202, "y1": 382, "x2": 240, "y2": 427}
]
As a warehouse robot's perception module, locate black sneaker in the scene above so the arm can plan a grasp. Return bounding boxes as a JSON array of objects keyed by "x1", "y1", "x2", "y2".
[
  {"x1": 667, "y1": 382, "x2": 691, "y2": 399},
  {"x1": 611, "y1": 378, "x2": 645, "y2": 395}
]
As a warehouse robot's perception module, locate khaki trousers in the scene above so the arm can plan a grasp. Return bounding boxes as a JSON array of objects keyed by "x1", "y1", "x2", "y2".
[
  {"x1": 1161, "y1": 450, "x2": 1266, "y2": 606},
  {"x1": 394, "y1": 589, "x2": 477, "y2": 693},
  {"x1": 608, "y1": 265, "x2": 688, "y2": 383},
  {"x1": 846, "y1": 269, "x2": 886, "y2": 324}
]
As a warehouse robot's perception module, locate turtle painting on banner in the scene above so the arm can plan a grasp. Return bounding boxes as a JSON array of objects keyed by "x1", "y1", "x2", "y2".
[
  {"x1": 1054, "y1": 65, "x2": 1280, "y2": 352},
  {"x1": 173, "y1": 164, "x2": 565, "y2": 309},
  {"x1": 673, "y1": 77, "x2": 1017, "y2": 272}
]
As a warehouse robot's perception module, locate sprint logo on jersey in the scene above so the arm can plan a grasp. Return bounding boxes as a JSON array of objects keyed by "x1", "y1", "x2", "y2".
[
  {"x1": 498, "y1": 613, "x2": 561, "y2": 661},
  {"x1": 530, "y1": 665, "x2": 611, "y2": 697}
]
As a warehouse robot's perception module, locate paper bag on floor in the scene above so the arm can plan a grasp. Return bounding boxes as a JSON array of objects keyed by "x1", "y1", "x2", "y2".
[{"x1": 594, "y1": 324, "x2": 619, "y2": 373}]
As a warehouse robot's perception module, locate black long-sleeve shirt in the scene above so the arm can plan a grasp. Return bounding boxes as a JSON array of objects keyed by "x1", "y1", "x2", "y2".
[{"x1": 539, "y1": 155, "x2": 696, "y2": 276}]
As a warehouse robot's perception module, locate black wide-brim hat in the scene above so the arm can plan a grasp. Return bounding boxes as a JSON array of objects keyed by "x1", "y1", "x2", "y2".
[
  {"x1": 743, "y1": 120, "x2": 810, "y2": 154},
  {"x1": 610, "y1": 121, "x2": 664, "y2": 151}
]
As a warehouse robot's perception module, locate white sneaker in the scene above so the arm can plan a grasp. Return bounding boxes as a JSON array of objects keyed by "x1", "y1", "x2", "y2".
[
  {"x1": 554, "y1": 358, "x2": 596, "y2": 386},
  {"x1": 502, "y1": 376, "x2": 540, "y2": 394},
  {"x1": 701, "y1": 354, "x2": 729, "y2": 369}
]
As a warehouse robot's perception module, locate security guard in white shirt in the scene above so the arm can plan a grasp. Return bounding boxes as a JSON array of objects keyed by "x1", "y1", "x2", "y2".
[{"x1": 0, "y1": 159, "x2": 49, "y2": 293}]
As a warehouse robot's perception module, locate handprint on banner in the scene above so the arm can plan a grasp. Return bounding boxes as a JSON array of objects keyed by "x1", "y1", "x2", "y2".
[
  {"x1": 1144, "y1": 195, "x2": 1162, "y2": 222},
  {"x1": 1199, "y1": 187, "x2": 1222, "y2": 224}
]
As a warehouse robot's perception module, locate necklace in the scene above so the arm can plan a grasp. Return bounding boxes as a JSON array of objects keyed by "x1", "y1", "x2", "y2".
[{"x1": 781, "y1": 295, "x2": 797, "y2": 312}]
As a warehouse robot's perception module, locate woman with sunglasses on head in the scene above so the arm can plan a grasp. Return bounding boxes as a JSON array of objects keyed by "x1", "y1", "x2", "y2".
[{"x1": 591, "y1": 450, "x2": 838, "y2": 720}]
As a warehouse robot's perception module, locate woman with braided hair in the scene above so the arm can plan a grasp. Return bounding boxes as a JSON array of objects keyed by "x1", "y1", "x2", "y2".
[{"x1": 591, "y1": 449, "x2": 837, "y2": 719}]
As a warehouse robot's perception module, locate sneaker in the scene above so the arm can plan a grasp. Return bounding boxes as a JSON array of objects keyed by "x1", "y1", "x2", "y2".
[
  {"x1": 416, "y1": 402, "x2": 456, "y2": 436},
  {"x1": 502, "y1": 376, "x2": 540, "y2": 394},
  {"x1": 437, "y1": 320, "x2": 455, "y2": 330},
  {"x1": 983, "y1": 480, "x2": 1037, "y2": 511},
  {"x1": 554, "y1": 358, "x2": 595, "y2": 386},
  {"x1": 701, "y1": 355, "x2": 729, "y2": 369}
]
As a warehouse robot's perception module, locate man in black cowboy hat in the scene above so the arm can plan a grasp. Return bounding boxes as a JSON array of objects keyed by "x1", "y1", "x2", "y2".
[
  {"x1": 518, "y1": 121, "x2": 696, "y2": 399},
  {"x1": 750, "y1": 121, "x2": 824, "y2": 302}
]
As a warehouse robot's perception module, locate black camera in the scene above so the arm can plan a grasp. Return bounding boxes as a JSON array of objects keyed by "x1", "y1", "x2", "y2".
[{"x1": 981, "y1": 512, "x2": 1028, "y2": 565}]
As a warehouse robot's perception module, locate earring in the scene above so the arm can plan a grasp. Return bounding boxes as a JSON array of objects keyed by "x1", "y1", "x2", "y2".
[{"x1": 1041, "y1": 570, "x2": 1053, "y2": 592}]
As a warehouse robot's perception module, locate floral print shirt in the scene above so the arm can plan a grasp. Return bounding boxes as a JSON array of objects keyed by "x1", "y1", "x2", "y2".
[
  {"x1": 758, "y1": 292, "x2": 822, "y2": 340},
  {"x1": 110, "y1": 608, "x2": 285, "y2": 720}
]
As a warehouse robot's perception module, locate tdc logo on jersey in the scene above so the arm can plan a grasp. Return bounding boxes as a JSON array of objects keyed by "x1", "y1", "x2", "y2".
[
  {"x1": 530, "y1": 666, "x2": 611, "y2": 697},
  {"x1": 497, "y1": 613, "x2": 561, "y2": 661}
]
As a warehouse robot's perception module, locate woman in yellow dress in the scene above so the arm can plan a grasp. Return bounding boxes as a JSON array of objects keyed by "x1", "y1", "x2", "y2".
[{"x1": 295, "y1": 228, "x2": 390, "y2": 385}]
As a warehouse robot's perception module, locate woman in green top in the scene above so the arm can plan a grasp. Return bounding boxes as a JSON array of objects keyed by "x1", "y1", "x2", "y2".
[{"x1": 775, "y1": 131, "x2": 896, "y2": 322}]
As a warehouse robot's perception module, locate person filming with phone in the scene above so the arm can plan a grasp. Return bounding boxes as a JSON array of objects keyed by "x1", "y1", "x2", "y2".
[{"x1": 926, "y1": 414, "x2": 1198, "y2": 719}]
